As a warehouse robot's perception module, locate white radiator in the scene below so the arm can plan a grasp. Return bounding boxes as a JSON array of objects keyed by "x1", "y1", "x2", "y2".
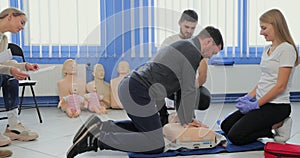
[{"x1": 24, "y1": 64, "x2": 86, "y2": 96}]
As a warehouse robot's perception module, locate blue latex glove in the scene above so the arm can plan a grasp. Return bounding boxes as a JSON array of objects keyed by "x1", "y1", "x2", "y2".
[
  {"x1": 236, "y1": 94, "x2": 252, "y2": 102},
  {"x1": 235, "y1": 99, "x2": 260, "y2": 114}
]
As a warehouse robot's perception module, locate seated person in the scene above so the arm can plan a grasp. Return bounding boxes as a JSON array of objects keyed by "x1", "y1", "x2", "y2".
[
  {"x1": 0, "y1": 7, "x2": 39, "y2": 146},
  {"x1": 220, "y1": 9, "x2": 298, "y2": 145}
]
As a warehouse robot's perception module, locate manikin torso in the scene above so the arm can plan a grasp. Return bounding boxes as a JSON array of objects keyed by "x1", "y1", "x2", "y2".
[
  {"x1": 57, "y1": 59, "x2": 87, "y2": 118},
  {"x1": 86, "y1": 64, "x2": 111, "y2": 108},
  {"x1": 110, "y1": 61, "x2": 130, "y2": 109}
]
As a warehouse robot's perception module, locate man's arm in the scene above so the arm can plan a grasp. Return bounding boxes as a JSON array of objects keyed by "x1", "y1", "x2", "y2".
[
  {"x1": 196, "y1": 59, "x2": 208, "y2": 88},
  {"x1": 177, "y1": 60, "x2": 198, "y2": 125}
]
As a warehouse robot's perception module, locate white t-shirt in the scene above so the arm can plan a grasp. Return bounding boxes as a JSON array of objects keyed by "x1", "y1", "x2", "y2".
[
  {"x1": 256, "y1": 42, "x2": 297, "y2": 103},
  {"x1": 159, "y1": 34, "x2": 182, "y2": 49}
]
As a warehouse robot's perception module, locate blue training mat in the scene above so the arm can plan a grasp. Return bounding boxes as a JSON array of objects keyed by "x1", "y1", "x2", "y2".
[{"x1": 128, "y1": 132, "x2": 265, "y2": 158}]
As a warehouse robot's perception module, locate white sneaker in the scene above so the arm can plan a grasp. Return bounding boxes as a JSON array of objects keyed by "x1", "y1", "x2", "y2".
[
  {"x1": 4, "y1": 123, "x2": 39, "y2": 141},
  {"x1": 274, "y1": 117, "x2": 292, "y2": 143},
  {"x1": 0, "y1": 133, "x2": 11, "y2": 146}
]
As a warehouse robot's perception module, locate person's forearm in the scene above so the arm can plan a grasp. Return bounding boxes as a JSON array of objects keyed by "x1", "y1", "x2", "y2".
[{"x1": 196, "y1": 75, "x2": 206, "y2": 87}]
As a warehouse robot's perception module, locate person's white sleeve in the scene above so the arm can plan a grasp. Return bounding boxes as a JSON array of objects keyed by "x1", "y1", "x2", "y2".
[
  {"x1": 0, "y1": 60, "x2": 26, "y2": 71},
  {"x1": 279, "y1": 45, "x2": 296, "y2": 67}
]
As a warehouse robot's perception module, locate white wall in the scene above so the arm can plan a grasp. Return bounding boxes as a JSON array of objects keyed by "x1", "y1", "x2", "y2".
[
  {"x1": 21, "y1": 64, "x2": 300, "y2": 96},
  {"x1": 205, "y1": 64, "x2": 300, "y2": 94},
  {"x1": 22, "y1": 64, "x2": 86, "y2": 96}
]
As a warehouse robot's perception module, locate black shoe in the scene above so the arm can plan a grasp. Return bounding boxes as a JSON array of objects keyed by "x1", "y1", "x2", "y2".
[
  {"x1": 67, "y1": 124, "x2": 100, "y2": 158},
  {"x1": 73, "y1": 114, "x2": 102, "y2": 143}
]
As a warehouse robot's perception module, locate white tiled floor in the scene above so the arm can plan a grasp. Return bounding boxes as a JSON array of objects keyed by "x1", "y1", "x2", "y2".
[{"x1": 1, "y1": 102, "x2": 300, "y2": 158}]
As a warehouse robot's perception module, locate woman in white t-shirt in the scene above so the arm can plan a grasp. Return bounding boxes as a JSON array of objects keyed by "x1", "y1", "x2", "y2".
[{"x1": 221, "y1": 9, "x2": 299, "y2": 145}]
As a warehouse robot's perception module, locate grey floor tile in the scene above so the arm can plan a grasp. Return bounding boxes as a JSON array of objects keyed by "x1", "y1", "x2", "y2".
[{"x1": 0, "y1": 102, "x2": 299, "y2": 158}]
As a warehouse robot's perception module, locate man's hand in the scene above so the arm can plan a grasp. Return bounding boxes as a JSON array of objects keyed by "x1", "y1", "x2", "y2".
[
  {"x1": 10, "y1": 67, "x2": 29, "y2": 80},
  {"x1": 25, "y1": 63, "x2": 39, "y2": 71},
  {"x1": 183, "y1": 119, "x2": 208, "y2": 128}
]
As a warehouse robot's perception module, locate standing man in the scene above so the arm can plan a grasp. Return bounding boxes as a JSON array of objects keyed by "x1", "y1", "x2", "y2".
[
  {"x1": 67, "y1": 26, "x2": 224, "y2": 158},
  {"x1": 159, "y1": 9, "x2": 211, "y2": 126}
]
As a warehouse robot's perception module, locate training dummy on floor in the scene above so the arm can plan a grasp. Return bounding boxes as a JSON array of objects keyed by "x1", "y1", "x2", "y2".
[
  {"x1": 110, "y1": 61, "x2": 130, "y2": 109},
  {"x1": 84, "y1": 92, "x2": 108, "y2": 114},
  {"x1": 57, "y1": 59, "x2": 87, "y2": 118},
  {"x1": 86, "y1": 64, "x2": 111, "y2": 109}
]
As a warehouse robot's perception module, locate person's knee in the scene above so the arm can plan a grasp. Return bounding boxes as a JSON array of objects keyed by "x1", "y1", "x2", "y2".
[
  {"x1": 144, "y1": 146, "x2": 165, "y2": 154},
  {"x1": 8, "y1": 78, "x2": 19, "y2": 89},
  {"x1": 227, "y1": 132, "x2": 247, "y2": 145},
  {"x1": 197, "y1": 86, "x2": 211, "y2": 110}
]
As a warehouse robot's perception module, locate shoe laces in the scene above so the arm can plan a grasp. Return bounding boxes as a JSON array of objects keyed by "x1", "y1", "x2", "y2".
[{"x1": 8, "y1": 123, "x2": 30, "y2": 134}]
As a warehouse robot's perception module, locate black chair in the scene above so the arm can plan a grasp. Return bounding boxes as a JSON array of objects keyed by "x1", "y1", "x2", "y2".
[{"x1": 7, "y1": 43, "x2": 42, "y2": 123}]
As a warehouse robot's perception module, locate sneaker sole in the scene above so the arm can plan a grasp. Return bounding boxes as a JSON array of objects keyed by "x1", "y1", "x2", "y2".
[
  {"x1": 73, "y1": 115, "x2": 101, "y2": 143},
  {"x1": 67, "y1": 124, "x2": 99, "y2": 158},
  {"x1": 4, "y1": 133, "x2": 38, "y2": 141},
  {"x1": 0, "y1": 140, "x2": 11, "y2": 147}
]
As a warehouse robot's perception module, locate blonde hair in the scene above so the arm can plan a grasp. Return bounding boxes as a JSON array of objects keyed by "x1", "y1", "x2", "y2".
[
  {"x1": 260, "y1": 9, "x2": 299, "y2": 66},
  {"x1": 0, "y1": 7, "x2": 25, "y2": 19}
]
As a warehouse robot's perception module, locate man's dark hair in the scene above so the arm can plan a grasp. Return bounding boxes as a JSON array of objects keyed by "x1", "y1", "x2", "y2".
[
  {"x1": 179, "y1": 9, "x2": 198, "y2": 22},
  {"x1": 199, "y1": 26, "x2": 224, "y2": 50}
]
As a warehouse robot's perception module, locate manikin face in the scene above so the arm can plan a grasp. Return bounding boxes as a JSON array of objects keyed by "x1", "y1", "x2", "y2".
[
  {"x1": 94, "y1": 64, "x2": 105, "y2": 79},
  {"x1": 63, "y1": 60, "x2": 78, "y2": 75},
  {"x1": 8, "y1": 14, "x2": 26, "y2": 33},
  {"x1": 118, "y1": 61, "x2": 130, "y2": 74},
  {"x1": 179, "y1": 20, "x2": 197, "y2": 39},
  {"x1": 260, "y1": 21, "x2": 276, "y2": 42},
  {"x1": 201, "y1": 38, "x2": 222, "y2": 59}
]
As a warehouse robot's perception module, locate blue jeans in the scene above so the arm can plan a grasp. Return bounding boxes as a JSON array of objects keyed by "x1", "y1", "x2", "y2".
[
  {"x1": 0, "y1": 74, "x2": 19, "y2": 110},
  {"x1": 98, "y1": 77, "x2": 165, "y2": 154}
]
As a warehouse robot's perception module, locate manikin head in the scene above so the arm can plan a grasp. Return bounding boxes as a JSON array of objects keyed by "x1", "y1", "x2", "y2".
[
  {"x1": 62, "y1": 59, "x2": 78, "y2": 77},
  {"x1": 117, "y1": 61, "x2": 130, "y2": 75},
  {"x1": 93, "y1": 64, "x2": 105, "y2": 80}
]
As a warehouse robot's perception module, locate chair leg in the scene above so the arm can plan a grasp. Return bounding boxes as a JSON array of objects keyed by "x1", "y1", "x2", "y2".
[
  {"x1": 30, "y1": 85, "x2": 43, "y2": 123},
  {"x1": 18, "y1": 86, "x2": 25, "y2": 115}
]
